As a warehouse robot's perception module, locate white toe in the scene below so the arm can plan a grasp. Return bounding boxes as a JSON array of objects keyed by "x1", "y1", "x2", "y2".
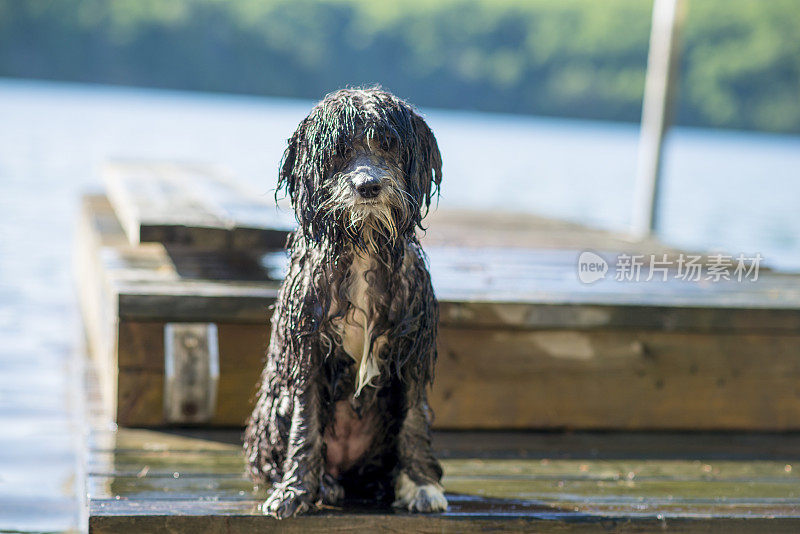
[{"x1": 393, "y1": 472, "x2": 448, "y2": 512}]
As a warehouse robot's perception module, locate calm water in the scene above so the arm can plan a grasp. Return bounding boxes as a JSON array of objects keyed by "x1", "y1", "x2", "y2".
[{"x1": 1, "y1": 78, "x2": 799, "y2": 532}]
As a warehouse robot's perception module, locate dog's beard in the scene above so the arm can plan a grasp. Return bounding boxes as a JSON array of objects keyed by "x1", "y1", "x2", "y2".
[{"x1": 348, "y1": 202, "x2": 400, "y2": 253}]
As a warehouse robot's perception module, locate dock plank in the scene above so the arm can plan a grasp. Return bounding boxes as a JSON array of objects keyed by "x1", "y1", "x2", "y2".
[{"x1": 104, "y1": 160, "x2": 292, "y2": 250}]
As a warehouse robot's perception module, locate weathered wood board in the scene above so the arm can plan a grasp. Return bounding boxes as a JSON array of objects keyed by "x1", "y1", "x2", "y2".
[
  {"x1": 77, "y1": 186, "x2": 800, "y2": 430},
  {"x1": 104, "y1": 160, "x2": 293, "y2": 250},
  {"x1": 86, "y1": 427, "x2": 800, "y2": 533},
  {"x1": 110, "y1": 318, "x2": 800, "y2": 430}
]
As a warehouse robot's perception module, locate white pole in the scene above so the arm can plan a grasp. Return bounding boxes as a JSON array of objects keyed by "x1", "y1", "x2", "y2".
[{"x1": 631, "y1": 0, "x2": 685, "y2": 239}]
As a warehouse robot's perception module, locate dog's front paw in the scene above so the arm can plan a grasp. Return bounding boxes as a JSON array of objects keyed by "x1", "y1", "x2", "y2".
[
  {"x1": 263, "y1": 482, "x2": 315, "y2": 519},
  {"x1": 392, "y1": 472, "x2": 448, "y2": 513},
  {"x1": 319, "y1": 472, "x2": 345, "y2": 505}
]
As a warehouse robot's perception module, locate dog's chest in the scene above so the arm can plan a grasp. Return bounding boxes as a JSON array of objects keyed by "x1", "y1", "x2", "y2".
[{"x1": 333, "y1": 253, "x2": 387, "y2": 396}]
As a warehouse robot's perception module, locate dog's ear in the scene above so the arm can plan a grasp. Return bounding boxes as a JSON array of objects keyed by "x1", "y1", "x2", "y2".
[
  {"x1": 277, "y1": 119, "x2": 303, "y2": 205},
  {"x1": 411, "y1": 113, "x2": 442, "y2": 215},
  {"x1": 277, "y1": 117, "x2": 317, "y2": 232}
]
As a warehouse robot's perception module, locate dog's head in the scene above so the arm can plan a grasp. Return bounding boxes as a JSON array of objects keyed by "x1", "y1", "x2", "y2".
[{"x1": 277, "y1": 87, "x2": 442, "y2": 250}]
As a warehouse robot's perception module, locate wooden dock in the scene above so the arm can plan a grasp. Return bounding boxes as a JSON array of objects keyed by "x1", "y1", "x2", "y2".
[
  {"x1": 78, "y1": 162, "x2": 800, "y2": 430},
  {"x1": 86, "y1": 424, "x2": 800, "y2": 532},
  {"x1": 74, "y1": 160, "x2": 800, "y2": 531}
]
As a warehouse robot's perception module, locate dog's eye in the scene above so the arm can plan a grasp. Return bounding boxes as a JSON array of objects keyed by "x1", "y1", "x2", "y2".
[
  {"x1": 340, "y1": 145, "x2": 353, "y2": 158},
  {"x1": 381, "y1": 137, "x2": 397, "y2": 153}
]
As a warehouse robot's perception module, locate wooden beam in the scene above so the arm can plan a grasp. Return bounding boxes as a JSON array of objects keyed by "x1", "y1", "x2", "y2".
[{"x1": 111, "y1": 319, "x2": 800, "y2": 430}]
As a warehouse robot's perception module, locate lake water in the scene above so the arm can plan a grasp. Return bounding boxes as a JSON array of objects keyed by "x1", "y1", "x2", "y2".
[{"x1": 1, "y1": 78, "x2": 799, "y2": 532}]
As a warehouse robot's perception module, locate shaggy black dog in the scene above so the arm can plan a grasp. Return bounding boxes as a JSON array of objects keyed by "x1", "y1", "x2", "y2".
[{"x1": 244, "y1": 87, "x2": 446, "y2": 518}]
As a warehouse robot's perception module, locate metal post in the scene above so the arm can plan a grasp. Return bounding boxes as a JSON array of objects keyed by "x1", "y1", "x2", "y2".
[{"x1": 631, "y1": 0, "x2": 685, "y2": 239}]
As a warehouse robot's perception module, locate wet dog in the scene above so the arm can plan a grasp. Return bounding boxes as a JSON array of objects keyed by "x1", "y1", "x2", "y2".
[{"x1": 244, "y1": 87, "x2": 445, "y2": 518}]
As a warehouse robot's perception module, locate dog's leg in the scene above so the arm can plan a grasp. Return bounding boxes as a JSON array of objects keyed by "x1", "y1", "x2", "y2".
[
  {"x1": 263, "y1": 378, "x2": 324, "y2": 519},
  {"x1": 393, "y1": 388, "x2": 447, "y2": 513}
]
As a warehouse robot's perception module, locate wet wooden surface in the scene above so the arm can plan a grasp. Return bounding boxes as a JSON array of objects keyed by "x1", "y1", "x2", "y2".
[{"x1": 87, "y1": 427, "x2": 800, "y2": 532}]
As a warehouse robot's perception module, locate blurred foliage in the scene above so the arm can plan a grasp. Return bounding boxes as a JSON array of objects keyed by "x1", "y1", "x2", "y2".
[{"x1": 0, "y1": 0, "x2": 797, "y2": 132}]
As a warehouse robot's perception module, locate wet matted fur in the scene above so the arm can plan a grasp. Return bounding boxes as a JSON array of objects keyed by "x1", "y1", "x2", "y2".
[{"x1": 243, "y1": 87, "x2": 446, "y2": 518}]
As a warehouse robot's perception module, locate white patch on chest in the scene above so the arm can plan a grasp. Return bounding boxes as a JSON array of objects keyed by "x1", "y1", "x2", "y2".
[{"x1": 334, "y1": 253, "x2": 386, "y2": 397}]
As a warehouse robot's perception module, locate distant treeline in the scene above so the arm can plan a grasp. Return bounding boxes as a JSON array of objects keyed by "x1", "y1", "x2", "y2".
[{"x1": 1, "y1": 0, "x2": 798, "y2": 133}]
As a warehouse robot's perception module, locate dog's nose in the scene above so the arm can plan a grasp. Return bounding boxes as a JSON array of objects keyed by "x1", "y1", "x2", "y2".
[{"x1": 354, "y1": 176, "x2": 382, "y2": 199}]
